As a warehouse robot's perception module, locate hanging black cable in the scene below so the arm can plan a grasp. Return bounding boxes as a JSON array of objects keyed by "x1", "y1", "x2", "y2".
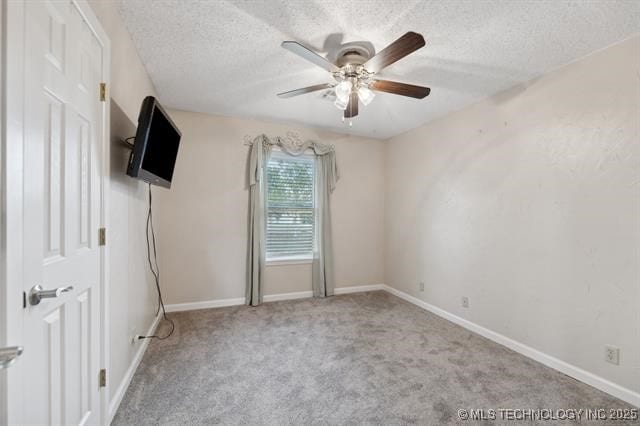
[
  {"x1": 123, "y1": 136, "x2": 135, "y2": 148},
  {"x1": 138, "y1": 183, "x2": 174, "y2": 340}
]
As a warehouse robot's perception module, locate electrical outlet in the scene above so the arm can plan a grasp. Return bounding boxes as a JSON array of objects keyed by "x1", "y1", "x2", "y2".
[
  {"x1": 419, "y1": 282, "x2": 425, "y2": 292},
  {"x1": 461, "y1": 296, "x2": 469, "y2": 308},
  {"x1": 605, "y1": 345, "x2": 620, "y2": 365}
]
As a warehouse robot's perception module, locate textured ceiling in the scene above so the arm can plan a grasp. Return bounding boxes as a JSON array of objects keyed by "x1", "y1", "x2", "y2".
[{"x1": 119, "y1": 0, "x2": 640, "y2": 139}]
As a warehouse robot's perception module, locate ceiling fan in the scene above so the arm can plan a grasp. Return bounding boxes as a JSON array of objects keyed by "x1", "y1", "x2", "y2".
[{"x1": 277, "y1": 32, "x2": 431, "y2": 124}]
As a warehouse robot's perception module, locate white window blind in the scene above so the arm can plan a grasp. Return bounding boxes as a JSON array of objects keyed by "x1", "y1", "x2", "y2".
[{"x1": 266, "y1": 151, "x2": 315, "y2": 260}]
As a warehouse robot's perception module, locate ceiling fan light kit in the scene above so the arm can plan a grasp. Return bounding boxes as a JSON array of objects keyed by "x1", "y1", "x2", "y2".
[{"x1": 277, "y1": 31, "x2": 431, "y2": 124}]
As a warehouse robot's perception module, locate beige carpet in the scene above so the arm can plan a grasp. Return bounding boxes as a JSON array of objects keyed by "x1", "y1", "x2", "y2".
[{"x1": 113, "y1": 291, "x2": 636, "y2": 425}]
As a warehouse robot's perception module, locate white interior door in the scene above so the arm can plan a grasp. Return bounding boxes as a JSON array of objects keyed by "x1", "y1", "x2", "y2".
[{"x1": 14, "y1": 0, "x2": 107, "y2": 424}]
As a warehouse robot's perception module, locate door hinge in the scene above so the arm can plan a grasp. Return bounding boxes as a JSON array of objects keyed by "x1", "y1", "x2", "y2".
[
  {"x1": 22, "y1": 291, "x2": 26, "y2": 309},
  {"x1": 99, "y1": 369, "x2": 106, "y2": 387},
  {"x1": 98, "y1": 227, "x2": 106, "y2": 246},
  {"x1": 99, "y1": 82, "x2": 106, "y2": 102}
]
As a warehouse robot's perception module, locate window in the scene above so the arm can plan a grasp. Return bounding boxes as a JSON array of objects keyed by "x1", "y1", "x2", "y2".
[{"x1": 266, "y1": 150, "x2": 315, "y2": 261}]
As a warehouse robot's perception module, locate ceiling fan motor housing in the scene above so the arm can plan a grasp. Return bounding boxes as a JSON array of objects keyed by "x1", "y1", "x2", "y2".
[{"x1": 335, "y1": 44, "x2": 373, "y2": 67}]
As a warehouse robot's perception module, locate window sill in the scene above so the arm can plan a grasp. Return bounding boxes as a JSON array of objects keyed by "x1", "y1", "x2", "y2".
[{"x1": 266, "y1": 257, "x2": 313, "y2": 266}]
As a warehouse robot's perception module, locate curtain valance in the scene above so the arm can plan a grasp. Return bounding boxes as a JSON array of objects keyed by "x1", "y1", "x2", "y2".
[{"x1": 247, "y1": 134, "x2": 339, "y2": 193}]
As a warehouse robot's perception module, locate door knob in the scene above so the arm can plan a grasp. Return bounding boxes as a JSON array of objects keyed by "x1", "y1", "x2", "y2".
[
  {"x1": 0, "y1": 346, "x2": 23, "y2": 369},
  {"x1": 29, "y1": 284, "x2": 74, "y2": 306}
]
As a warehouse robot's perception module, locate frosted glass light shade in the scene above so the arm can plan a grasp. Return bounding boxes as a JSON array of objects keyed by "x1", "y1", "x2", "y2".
[
  {"x1": 334, "y1": 97, "x2": 348, "y2": 110},
  {"x1": 335, "y1": 80, "x2": 352, "y2": 101},
  {"x1": 358, "y1": 87, "x2": 375, "y2": 106}
]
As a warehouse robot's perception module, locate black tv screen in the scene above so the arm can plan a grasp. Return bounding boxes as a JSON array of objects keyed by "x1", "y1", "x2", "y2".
[{"x1": 126, "y1": 96, "x2": 181, "y2": 188}]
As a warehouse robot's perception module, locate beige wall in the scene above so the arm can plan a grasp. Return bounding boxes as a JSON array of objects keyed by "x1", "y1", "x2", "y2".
[
  {"x1": 87, "y1": 0, "x2": 159, "y2": 410},
  {"x1": 155, "y1": 111, "x2": 385, "y2": 303},
  {"x1": 384, "y1": 36, "x2": 640, "y2": 393}
]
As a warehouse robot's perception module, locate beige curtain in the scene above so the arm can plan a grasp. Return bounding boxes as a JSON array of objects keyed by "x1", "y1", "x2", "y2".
[
  {"x1": 312, "y1": 150, "x2": 339, "y2": 297},
  {"x1": 245, "y1": 134, "x2": 339, "y2": 305},
  {"x1": 246, "y1": 137, "x2": 271, "y2": 306}
]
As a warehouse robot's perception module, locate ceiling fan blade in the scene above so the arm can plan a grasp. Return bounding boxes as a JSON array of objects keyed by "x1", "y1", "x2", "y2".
[
  {"x1": 344, "y1": 91, "x2": 358, "y2": 118},
  {"x1": 277, "y1": 83, "x2": 333, "y2": 98},
  {"x1": 281, "y1": 41, "x2": 339, "y2": 73},
  {"x1": 363, "y1": 32, "x2": 425, "y2": 74},
  {"x1": 370, "y1": 79, "x2": 431, "y2": 99}
]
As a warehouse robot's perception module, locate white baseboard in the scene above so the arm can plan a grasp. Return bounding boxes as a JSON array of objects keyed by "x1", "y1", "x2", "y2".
[
  {"x1": 108, "y1": 312, "x2": 162, "y2": 424},
  {"x1": 263, "y1": 290, "x2": 313, "y2": 302},
  {"x1": 382, "y1": 285, "x2": 640, "y2": 408},
  {"x1": 335, "y1": 284, "x2": 385, "y2": 294},
  {"x1": 164, "y1": 297, "x2": 245, "y2": 313},
  {"x1": 165, "y1": 284, "x2": 385, "y2": 312}
]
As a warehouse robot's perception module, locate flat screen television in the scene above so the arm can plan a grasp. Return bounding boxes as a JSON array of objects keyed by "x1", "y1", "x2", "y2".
[{"x1": 126, "y1": 96, "x2": 181, "y2": 188}]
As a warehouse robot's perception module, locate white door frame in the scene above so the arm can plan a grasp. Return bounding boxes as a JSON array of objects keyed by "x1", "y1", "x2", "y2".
[{"x1": 0, "y1": 1, "x2": 111, "y2": 424}]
